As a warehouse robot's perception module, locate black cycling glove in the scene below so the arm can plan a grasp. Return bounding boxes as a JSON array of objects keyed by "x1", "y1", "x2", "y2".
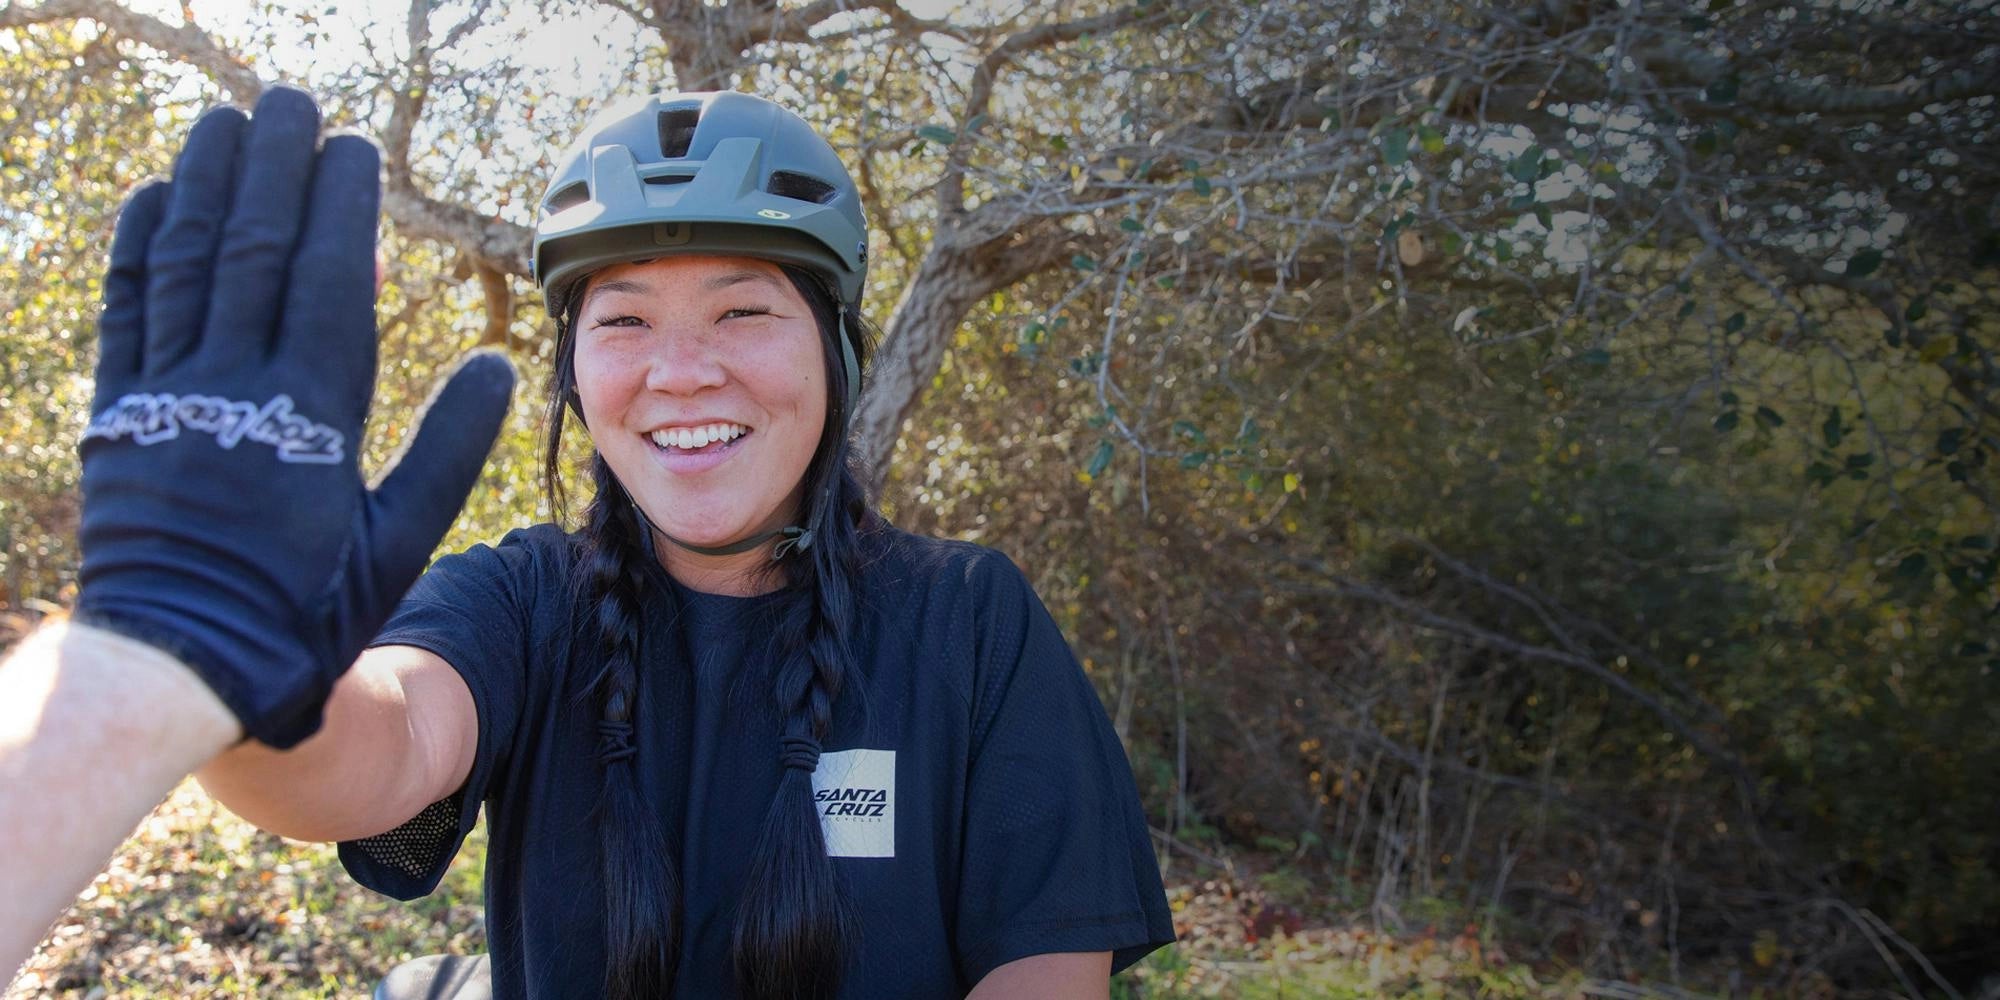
[{"x1": 74, "y1": 87, "x2": 515, "y2": 748}]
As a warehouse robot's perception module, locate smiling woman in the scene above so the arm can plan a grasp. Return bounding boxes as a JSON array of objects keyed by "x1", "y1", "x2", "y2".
[
  {"x1": 0, "y1": 84, "x2": 1170, "y2": 1000},
  {"x1": 193, "y1": 88, "x2": 1175, "y2": 1000}
]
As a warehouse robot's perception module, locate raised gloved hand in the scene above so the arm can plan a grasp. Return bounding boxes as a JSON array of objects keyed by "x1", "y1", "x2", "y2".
[{"x1": 73, "y1": 87, "x2": 516, "y2": 748}]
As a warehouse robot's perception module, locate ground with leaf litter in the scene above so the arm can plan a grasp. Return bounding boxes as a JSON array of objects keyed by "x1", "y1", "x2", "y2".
[{"x1": 8, "y1": 781, "x2": 1592, "y2": 999}]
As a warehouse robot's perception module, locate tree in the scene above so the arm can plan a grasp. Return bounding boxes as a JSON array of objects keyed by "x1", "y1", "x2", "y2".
[{"x1": 4, "y1": 0, "x2": 1996, "y2": 989}]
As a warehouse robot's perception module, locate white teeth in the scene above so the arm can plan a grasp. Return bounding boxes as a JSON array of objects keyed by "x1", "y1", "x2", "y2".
[{"x1": 650, "y1": 423, "x2": 748, "y2": 450}]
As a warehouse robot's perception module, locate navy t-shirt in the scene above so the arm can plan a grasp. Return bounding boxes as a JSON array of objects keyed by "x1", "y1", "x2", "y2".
[{"x1": 338, "y1": 522, "x2": 1174, "y2": 998}]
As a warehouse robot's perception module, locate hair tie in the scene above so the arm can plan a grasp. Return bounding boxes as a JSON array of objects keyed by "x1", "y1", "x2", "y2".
[
  {"x1": 779, "y1": 734, "x2": 822, "y2": 772},
  {"x1": 597, "y1": 720, "x2": 637, "y2": 765}
]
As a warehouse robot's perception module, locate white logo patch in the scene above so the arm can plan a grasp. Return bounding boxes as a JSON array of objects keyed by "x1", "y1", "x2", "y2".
[{"x1": 811, "y1": 748, "x2": 894, "y2": 858}]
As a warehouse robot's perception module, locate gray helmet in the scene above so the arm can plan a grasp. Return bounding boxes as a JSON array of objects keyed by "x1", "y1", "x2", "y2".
[{"x1": 532, "y1": 91, "x2": 867, "y2": 395}]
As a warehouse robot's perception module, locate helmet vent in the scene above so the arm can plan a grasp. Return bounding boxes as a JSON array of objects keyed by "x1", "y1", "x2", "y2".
[
  {"x1": 767, "y1": 170, "x2": 837, "y2": 204},
  {"x1": 546, "y1": 181, "x2": 589, "y2": 213},
  {"x1": 644, "y1": 175, "x2": 693, "y2": 187},
  {"x1": 657, "y1": 108, "x2": 701, "y2": 158}
]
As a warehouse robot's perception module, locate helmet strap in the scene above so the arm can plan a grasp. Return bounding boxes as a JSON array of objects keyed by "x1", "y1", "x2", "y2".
[
  {"x1": 836, "y1": 311, "x2": 860, "y2": 425},
  {"x1": 629, "y1": 491, "x2": 819, "y2": 562}
]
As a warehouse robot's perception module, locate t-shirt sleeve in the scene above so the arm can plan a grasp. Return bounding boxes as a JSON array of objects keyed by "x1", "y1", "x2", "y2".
[
  {"x1": 335, "y1": 527, "x2": 551, "y2": 900},
  {"x1": 953, "y1": 551, "x2": 1176, "y2": 983}
]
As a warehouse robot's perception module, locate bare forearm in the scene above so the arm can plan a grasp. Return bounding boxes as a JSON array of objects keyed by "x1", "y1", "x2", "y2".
[
  {"x1": 967, "y1": 951, "x2": 1112, "y2": 998},
  {"x1": 1, "y1": 621, "x2": 240, "y2": 979},
  {"x1": 196, "y1": 647, "x2": 471, "y2": 843}
]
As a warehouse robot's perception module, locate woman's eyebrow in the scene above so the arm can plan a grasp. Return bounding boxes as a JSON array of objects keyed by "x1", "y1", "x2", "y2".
[
  {"x1": 702, "y1": 268, "x2": 785, "y2": 293},
  {"x1": 583, "y1": 277, "x2": 652, "y2": 303}
]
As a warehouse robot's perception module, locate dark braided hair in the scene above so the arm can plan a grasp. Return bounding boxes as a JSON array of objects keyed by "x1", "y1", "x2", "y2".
[{"x1": 542, "y1": 261, "x2": 872, "y2": 1000}]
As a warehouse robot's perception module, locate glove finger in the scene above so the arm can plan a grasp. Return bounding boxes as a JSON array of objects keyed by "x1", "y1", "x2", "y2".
[
  {"x1": 93, "y1": 180, "x2": 169, "y2": 414},
  {"x1": 146, "y1": 105, "x2": 246, "y2": 376},
  {"x1": 206, "y1": 87, "x2": 321, "y2": 357},
  {"x1": 281, "y1": 133, "x2": 381, "y2": 428},
  {"x1": 365, "y1": 352, "x2": 517, "y2": 588}
]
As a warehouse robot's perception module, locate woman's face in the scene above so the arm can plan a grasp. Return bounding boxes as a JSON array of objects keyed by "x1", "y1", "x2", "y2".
[{"x1": 573, "y1": 255, "x2": 827, "y2": 565}]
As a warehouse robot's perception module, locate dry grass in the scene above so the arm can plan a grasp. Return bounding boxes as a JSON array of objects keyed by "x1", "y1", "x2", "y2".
[{"x1": 7, "y1": 782, "x2": 1613, "y2": 999}]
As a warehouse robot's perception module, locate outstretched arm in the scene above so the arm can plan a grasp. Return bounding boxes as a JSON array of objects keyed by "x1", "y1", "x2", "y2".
[
  {"x1": 3, "y1": 84, "x2": 511, "y2": 986},
  {"x1": 0, "y1": 622, "x2": 238, "y2": 976}
]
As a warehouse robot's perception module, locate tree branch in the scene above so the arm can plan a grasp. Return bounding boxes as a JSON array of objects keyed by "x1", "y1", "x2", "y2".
[
  {"x1": 0, "y1": 0, "x2": 264, "y2": 100},
  {"x1": 1642, "y1": 39, "x2": 2000, "y2": 118},
  {"x1": 941, "y1": 4, "x2": 1163, "y2": 216}
]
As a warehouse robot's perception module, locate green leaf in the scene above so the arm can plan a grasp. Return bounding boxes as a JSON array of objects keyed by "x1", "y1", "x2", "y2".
[
  {"x1": 1283, "y1": 473, "x2": 1300, "y2": 493},
  {"x1": 1823, "y1": 408, "x2": 1844, "y2": 448},
  {"x1": 1049, "y1": 134, "x2": 1069, "y2": 152},
  {"x1": 917, "y1": 124, "x2": 958, "y2": 145},
  {"x1": 1714, "y1": 410, "x2": 1741, "y2": 432},
  {"x1": 831, "y1": 69, "x2": 848, "y2": 87},
  {"x1": 1071, "y1": 254, "x2": 1098, "y2": 271},
  {"x1": 1703, "y1": 76, "x2": 1739, "y2": 104},
  {"x1": 1154, "y1": 274, "x2": 1178, "y2": 290},
  {"x1": 1191, "y1": 175, "x2": 1213, "y2": 197},
  {"x1": 1172, "y1": 420, "x2": 1206, "y2": 442},
  {"x1": 1755, "y1": 405, "x2": 1784, "y2": 429},
  {"x1": 1938, "y1": 427, "x2": 1965, "y2": 455},
  {"x1": 1507, "y1": 147, "x2": 1542, "y2": 183},
  {"x1": 1720, "y1": 390, "x2": 1740, "y2": 406},
  {"x1": 1896, "y1": 553, "x2": 1929, "y2": 581},
  {"x1": 1806, "y1": 461, "x2": 1838, "y2": 487},
  {"x1": 1383, "y1": 128, "x2": 1410, "y2": 167},
  {"x1": 1179, "y1": 450, "x2": 1210, "y2": 469},
  {"x1": 1724, "y1": 312, "x2": 1746, "y2": 334},
  {"x1": 1119, "y1": 217, "x2": 1144, "y2": 233},
  {"x1": 1417, "y1": 122, "x2": 1445, "y2": 154},
  {"x1": 1693, "y1": 129, "x2": 1719, "y2": 156},
  {"x1": 1847, "y1": 248, "x2": 1884, "y2": 277},
  {"x1": 1677, "y1": 300, "x2": 1697, "y2": 319},
  {"x1": 1534, "y1": 204, "x2": 1553, "y2": 230},
  {"x1": 1905, "y1": 296, "x2": 1928, "y2": 322},
  {"x1": 1086, "y1": 440, "x2": 1113, "y2": 478},
  {"x1": 1579, "y1": 348, "x2": 1611, "y2": 367}
]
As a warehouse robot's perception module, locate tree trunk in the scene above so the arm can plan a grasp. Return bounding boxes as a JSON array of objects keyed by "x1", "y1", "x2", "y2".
[{"x1": 852, "y1": 243, "x2": 992, "y2": 496}]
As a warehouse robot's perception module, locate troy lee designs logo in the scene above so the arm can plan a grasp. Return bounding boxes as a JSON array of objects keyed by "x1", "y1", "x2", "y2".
[
  {"x1": 815, "y1": 787, "x2": 889, "y2": 818},
  {"x1": 82, "y1": 392, "x2": 344, "y2": 464}
]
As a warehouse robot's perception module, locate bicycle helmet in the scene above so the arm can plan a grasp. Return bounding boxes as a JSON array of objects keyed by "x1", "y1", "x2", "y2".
[{"x1": 531, "y1": 91, "x2": 867, "y2": 399}]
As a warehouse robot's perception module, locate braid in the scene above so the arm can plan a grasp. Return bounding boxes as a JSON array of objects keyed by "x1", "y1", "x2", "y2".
[
  {"x1": 580, "y1": 455, "x2": 682, "y2": 999},
  {"x1": 547, "y1": 292, "x2": 683, "y2": 999},
  {"x1": 731, "y1": 465, "x2": 865, "y2": 1000},
  {"x1": 730, "y1": 284, "x2": 872, "y2": 999}
]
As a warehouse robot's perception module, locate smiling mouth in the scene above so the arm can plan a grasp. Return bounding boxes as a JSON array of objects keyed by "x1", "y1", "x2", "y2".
[{"x1": 648, "y1": 422, "x2": 751, "y2": 455}]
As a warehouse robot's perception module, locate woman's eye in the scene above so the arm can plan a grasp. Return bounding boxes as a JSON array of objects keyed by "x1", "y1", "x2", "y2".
[
  {"x1": 589, "y1": 314, "x2": 645, "y2": 329},
  {"x1": 721, "y1": 307, "x2": 771, "y2": 321}
]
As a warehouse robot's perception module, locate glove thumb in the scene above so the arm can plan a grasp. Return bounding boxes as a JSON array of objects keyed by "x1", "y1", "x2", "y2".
[{"x1": 366, "y1": 350, "x2": 517, "y2": 586}]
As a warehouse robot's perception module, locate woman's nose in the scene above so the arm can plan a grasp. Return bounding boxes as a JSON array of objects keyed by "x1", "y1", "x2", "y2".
[{"x1": 641, "y1": 328, "x2": 728, "y2": 395}]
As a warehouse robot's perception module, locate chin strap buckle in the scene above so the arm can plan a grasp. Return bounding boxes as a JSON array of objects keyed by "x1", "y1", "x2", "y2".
[{"x1": 771, "y1": 526, "x2": 815, "y2": 560}]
